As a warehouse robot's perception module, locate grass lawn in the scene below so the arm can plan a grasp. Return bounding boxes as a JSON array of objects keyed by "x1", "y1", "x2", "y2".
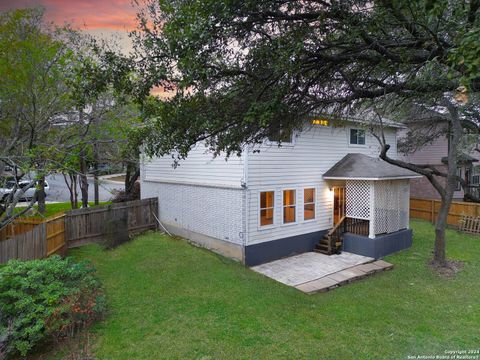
[
  {"x1": 54, "y1": 220, "x2": 479, "y2": 359},
  {"x1": 14, "y1": 201, "x2": 111, "y2": 218}
]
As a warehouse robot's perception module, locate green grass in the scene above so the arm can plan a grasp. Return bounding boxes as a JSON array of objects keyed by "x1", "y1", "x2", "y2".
[
  {"x1": 61, "y1": 220, "x2": 479, "y2": 359},
  {"x1": 15, "y1": 201, "x2": 111, "y2": 218}
]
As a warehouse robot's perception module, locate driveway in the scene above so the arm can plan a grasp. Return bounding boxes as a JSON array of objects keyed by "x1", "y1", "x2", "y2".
[{"x1": 46, "y1": 174, "x2": 123, "y2": 203}]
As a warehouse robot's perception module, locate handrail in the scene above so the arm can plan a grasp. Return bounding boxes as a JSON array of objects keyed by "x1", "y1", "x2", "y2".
[{"x1": 327, "y1": 216, "x2": 346, "y2": 237}]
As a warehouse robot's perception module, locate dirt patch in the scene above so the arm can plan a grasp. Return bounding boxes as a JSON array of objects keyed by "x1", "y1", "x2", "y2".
[{"x1": 428, "y1": 259, "x2": 464, "y2": 278}]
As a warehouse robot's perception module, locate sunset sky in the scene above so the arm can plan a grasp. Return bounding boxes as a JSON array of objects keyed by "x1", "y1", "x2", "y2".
[
  {"x1": 0, "y1": 0, "x2": 173, "y2": 96},
  {"x1": 0, "y1": 0, "x2": 138, "y2": 30}
]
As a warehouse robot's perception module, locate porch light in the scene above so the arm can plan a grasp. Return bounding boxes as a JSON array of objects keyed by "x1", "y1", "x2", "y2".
[{"x1": 311, "y1": 119, "x2": 329, "y2": 126}]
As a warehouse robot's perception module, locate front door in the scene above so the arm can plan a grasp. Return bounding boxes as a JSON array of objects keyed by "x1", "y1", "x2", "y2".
[{"x1": 333, "y1": 187, "x2": 346, "y2": 225}]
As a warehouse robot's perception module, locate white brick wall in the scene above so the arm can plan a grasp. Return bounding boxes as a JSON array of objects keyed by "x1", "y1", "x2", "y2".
[{"x1": 141, "y1": 181, "x2": 246, "y2": 245}]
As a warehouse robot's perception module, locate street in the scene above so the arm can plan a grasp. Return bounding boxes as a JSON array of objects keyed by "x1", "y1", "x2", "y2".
[{"x1": 45, "y1": 174, "x2": 123, "y2": 203}]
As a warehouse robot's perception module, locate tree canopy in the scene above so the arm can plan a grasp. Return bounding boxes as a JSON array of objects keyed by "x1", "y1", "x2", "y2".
[{"x1": 131, "y1": 0, "x2": 480, "y2": 160}]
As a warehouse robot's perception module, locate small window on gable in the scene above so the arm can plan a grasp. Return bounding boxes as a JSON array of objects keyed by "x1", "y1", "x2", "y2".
[
  {"x1": 268, "y1": 128, "x2": 294, "y2": 144},
  {"x1": 304, "y1": 188, "x2": 316, "y2": 221},
  {"x1": 260, "y1": 191, "x2": 274, "y2": 226},
  {"x1": 350, "y1": 129, "x2": 366, "y2": 145},
  {"x1": 283, "y1": 189, "x2": 296, "y2": 224}
]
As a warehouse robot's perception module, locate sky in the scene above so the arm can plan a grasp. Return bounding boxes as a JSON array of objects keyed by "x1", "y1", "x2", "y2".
[
  {"x1": 0, "y1": 0, "x2": 170, "y2": 96},
  {"x1": 0, "y1": 0, "x2": 138, "y2": 31}
]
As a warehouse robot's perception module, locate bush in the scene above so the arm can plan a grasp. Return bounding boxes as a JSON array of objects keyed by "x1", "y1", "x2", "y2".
[
  {"x1": 111, "y1": 181, "x2": 140, "y2": 203},
  {"x1": 0, "y1": 256, "x2": 106, "y2": 358}
]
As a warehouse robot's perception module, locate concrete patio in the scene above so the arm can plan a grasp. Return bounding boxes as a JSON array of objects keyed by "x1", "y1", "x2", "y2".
[{"x1": 251, "y1": 251, "x2": 393, "y2": 294}]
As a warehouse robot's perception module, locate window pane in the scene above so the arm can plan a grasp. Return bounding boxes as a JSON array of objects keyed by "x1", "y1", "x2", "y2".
[
  {"x1": 268, "y1": 128, "x2": 293, "y2": 143},
  {"x1": 350, "y1": 129, "x2": 357, "y2": 144},
  {"x1": 283, "y1": 206, "x2": 296, "y2": 223},
  {"x1": 283, "y1": 189, "x2": 295, "y2": 206},
  {"x1": 260, "y1": 191, "x2": 274, "y2": 209},
  {"x1": 304, "y1": 203, "x2": 315, "y2": 220},
  {"x1": 357, "y1": 130, "x2": 366, "y2": 145},
  {"x1": 304, "y1": 188, "x2": 315, "y2": 203},
  {"x1": 260, "y1": 208, "x2": 274, "y2": 226}
]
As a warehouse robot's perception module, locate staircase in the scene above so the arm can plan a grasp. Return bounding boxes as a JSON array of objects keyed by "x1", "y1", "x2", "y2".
[{"x1": 315, "y1": 216, "x2": 346, "y2": 255}]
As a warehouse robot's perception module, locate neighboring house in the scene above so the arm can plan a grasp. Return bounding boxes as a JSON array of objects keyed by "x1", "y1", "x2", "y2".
[
  {"x1": 398, "y1": 122, "x2": 480, "y2": 201},
  {"x1": 141, "y1": 118, "x2": 420, "y2": 266}
]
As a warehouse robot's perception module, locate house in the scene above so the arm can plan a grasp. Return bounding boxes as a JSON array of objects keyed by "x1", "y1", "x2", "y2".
[
  {"x1": 398, "y1": 120, "x2": 480, "y2": 201},
  {"x1": 140, "y1": 118, "x2": 420, "y2": 266}
]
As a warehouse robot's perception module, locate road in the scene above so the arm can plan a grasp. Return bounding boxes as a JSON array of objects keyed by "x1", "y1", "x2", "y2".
[{"x1": 45, "y1": 174, "x2": 123, "y2": 203}]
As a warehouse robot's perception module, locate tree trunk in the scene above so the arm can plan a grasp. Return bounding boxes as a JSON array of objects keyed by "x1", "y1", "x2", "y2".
[
  {"x1": 79, "y1": 150, "x2": 89, "y2": 208},
  {"x1": 431, "y1": 101, "x2": 462, "y2": 266},
  {"x1": 37, "y1": 176, "x2": 46, "y2": 215},
  {"x1": 72, "y1": 174, "x2": 78, "y2": 209},
  {"x1": 434, "y1": 196, "x2": 450, "y2": 266},
  {"x1": 125, "y1": 162, "x2": 140, "y2": 200},
  {"x1": 93, "y1": 142, "x2": 99, "y2": 205},
  {"x1": 63, "y1": 173, "x2": 78, "y2": 209}
]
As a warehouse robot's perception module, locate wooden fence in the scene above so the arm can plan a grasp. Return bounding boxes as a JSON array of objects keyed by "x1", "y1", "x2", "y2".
[
  {"x1": 0, "y1": 217, "x2": 44, "y2": 241},
  {"x1": 66, "y1": 198, "x2": 158, "y2": 248},
  {"x1": 0, "y1": 198, "x2": 158, "y2": 264},
  {"x1": 0, "y1": 213, "x2": 66, "y2": 263},
  {"x1": 410, "y1": 197, "x2": 480, "y2": 228}
]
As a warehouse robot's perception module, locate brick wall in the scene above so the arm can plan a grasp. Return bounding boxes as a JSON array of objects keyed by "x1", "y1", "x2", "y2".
[
  {"x1": 141, "y1": 181, "x2": 246, "y2": 245},
  {"x1": 409, "y1": 165, "x2": 464, "y2": 200}
]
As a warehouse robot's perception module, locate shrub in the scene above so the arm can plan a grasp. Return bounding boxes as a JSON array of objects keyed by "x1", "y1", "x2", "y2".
[
  {"x1": 111, "y1": 181, "x2": 140, "y2": 203},
  {"x1": 0, "y1": 256, "x2": 106, "y2": 358}
]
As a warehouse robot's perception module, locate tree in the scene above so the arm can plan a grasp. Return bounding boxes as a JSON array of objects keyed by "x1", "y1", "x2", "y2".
[
  {"x1": 127, "y1": 0, "x2": 479, "y2": 267},
  {"x1": 0, "y1": 8, "x2": 74, "y2": 227}
]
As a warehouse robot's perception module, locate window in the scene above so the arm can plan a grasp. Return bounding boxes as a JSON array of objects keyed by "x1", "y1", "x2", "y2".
[
  {"x1": 304, "y1": 188, "x2": 316, "y2": 220},
  {"x1": 283, "y1": 189, "x2": 296, "y2": 223},
  {"x1": 260, "y1": 191, "x2": 274, "y2": 226},
  {"x1": 268, "y1": 128, "x2": 294, "y2": 144},
  {"x1": 350, "y1": 129, "x2": 366, "y2": 145}
]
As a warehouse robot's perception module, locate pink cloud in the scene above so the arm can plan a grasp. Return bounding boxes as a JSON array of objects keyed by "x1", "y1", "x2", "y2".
[{"x1": 0, "y1": 0, "x2": 139, "y2": 30}]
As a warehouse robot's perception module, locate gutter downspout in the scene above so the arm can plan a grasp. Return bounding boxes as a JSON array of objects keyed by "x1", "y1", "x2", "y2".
[{"x1": 241, "y1": 145, "x2": 249, "y2": 264}]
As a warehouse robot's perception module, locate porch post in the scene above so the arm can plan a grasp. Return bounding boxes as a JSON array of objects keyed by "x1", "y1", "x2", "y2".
[
  {"x1": 406, "y1": 181, "x2": 410, "y2": 229},
  {"x1": 369, "y1": 181, "x2": 375, "y2": 239}
]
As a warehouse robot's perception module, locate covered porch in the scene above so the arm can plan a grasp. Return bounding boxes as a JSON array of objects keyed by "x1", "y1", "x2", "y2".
[{"x1": 321, "y1": 153, "x2": 421, "y2": 258}]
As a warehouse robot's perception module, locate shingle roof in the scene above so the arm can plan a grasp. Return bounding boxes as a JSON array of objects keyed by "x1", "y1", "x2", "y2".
[
  {"x1": 323, "y1": 153, "x2": 421, "y2": 180},
  {"x1": 441, "y1": 153, "x2": 478, "y2": 165}
]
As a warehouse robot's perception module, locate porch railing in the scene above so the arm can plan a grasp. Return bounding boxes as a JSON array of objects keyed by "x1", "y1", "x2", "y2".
[
  {"x1": 464, "y1": 185, "x2": 480, "y2": 201},
  {"x1": 326, "y1": 217, "x2": 370, "y2": 253},
  {"x1": 344, "y1": 217, "x2": 370, "y2": 236}
]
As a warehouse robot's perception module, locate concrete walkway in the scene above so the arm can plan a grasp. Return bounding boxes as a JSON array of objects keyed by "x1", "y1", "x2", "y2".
[{"x1": 251, "y1": 252, "x2": 393, "y2": 294}]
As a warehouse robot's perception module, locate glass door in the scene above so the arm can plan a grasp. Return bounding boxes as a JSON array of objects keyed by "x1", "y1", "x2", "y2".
[{"x1": 333, "y1": 187, "x2": 346, "y2": 225}]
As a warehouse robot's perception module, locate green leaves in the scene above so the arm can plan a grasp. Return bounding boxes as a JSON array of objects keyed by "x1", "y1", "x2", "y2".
[
  {"x1": 128, "y1": 0, "x2": 479, "y2": 158},
  {"x1": 0, "y1": 256, "x2": 105, "y2": 358}
]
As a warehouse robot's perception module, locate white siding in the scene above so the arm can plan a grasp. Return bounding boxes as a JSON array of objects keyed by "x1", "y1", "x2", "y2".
[
  {"x1": 141, "y1": 181, "x2": 245, "y2": 245},
  {"x1": 246, "y1": 125, "x2": 398, "y2": 245},
  {"x1": 142, "y1": 143, "x2": 244, "y2": 188}
]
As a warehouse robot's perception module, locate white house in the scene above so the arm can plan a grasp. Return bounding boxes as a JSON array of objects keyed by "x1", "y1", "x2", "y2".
[{"x1": 140, "y1": 118, "x2": 420, "y2": 266}]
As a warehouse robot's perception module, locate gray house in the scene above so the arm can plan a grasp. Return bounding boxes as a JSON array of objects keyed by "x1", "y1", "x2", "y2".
[{"x1": 140, "y1": 118, "x2": 420, "y2": 266}]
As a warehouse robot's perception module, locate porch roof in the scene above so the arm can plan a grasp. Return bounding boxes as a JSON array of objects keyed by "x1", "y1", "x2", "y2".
[{"x1": 323, "y1": 153, "x2": 422, "y2": 181}]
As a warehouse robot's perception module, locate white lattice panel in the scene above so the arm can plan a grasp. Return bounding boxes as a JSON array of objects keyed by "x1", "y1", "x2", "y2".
[
  {"x1": 346, "y1": 180, "x2": 371, "y2": 220},
  {"x1": 373, "y1": 180, "x2": 409, "y2": 235},
  {"x1": 399, "y1": 180, "x2": 410, "y2": 229}
]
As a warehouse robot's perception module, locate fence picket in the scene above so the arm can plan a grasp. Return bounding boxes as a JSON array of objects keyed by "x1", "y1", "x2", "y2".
[{"x1": 0, "y1": 198, "x2": 158, "y2": 264}]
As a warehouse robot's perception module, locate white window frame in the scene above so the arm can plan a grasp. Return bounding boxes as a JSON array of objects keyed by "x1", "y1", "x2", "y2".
[
  {"x1": 282, "y1": 188, "x2": 297, "y2": 225},
  {"x1": 303, "y1": 187, "x2": 316, "y2": 222},
  {"x1": 349, "y1": 128, "x2": 367, "y2": 147},
  {"x1": 258, "y1": 190, "x2": 275, "y2": 228}
]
